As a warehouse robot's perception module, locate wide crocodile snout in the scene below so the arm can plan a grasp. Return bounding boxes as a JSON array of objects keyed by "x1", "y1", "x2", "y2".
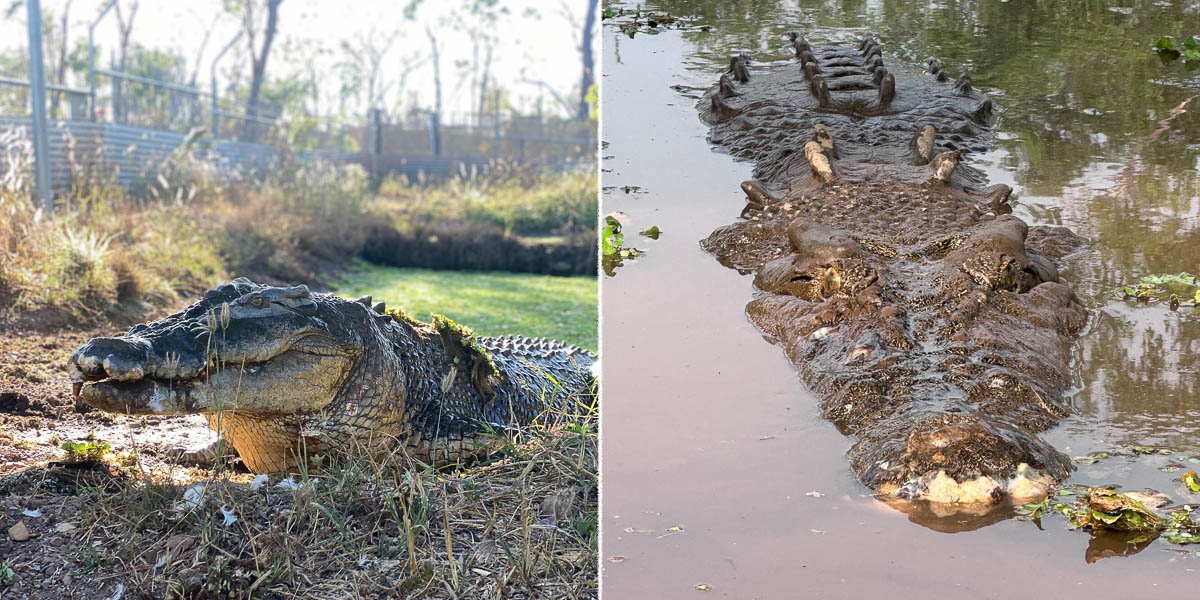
[{"x1": 68, "y1": 336, "x2": 154, "y2": 383}]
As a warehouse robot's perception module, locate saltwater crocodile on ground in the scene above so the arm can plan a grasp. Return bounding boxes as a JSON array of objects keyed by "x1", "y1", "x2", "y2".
[
  {"x1": 698, "y1": 35, "x2": 1088, "y2": 505},
  {"x1": 67, "y1": 278, "x2": 596, "y2": 473}
]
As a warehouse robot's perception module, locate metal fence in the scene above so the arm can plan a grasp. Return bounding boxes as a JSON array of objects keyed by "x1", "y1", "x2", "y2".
[
  {"x1": 0, "y1": 115, "x2": 277, "y2": 190},
  {"x1": 3, "y1": 0, "x2": 596, "y2": 205}
]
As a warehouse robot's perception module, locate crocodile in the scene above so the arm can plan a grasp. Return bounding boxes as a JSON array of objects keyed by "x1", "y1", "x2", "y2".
[
  {"x1": 66, "y1": 278, "x2": 596, "y2": 473},
  {"x1": 697, "y1": 35, "x2": 1088, "y2": 505}
]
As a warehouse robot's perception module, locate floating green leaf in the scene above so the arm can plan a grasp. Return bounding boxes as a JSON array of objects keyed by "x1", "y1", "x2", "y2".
[
  {"x1": 1185, "y1": 35, "x2": 1200, "y2": 61},
  {"x1": 1156, "y1": 36, "x2": 1180, "y2": 54},
  {"x1": 639, "y1": 225, "x2": 661, "y2": 239},
  {"x1": 1119, "y1": 271, "x2": 1200, "y2": 305},
  {"x1": 1184, "y1": 471, "x2": 1200, "y2": 493},
  {"x1": 1164, "y1": 508, "x2": 1200, "y2": 544},
  {"x1": 1073, "y1": 451, "x2": 1109, "y2": 464},
  {"x1": 1016, "y1": 498, "x2": 1050, "y2": 519}
]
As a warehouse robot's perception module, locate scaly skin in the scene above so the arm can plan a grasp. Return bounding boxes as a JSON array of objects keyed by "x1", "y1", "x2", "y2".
[
  {"x1": 698, "y1": 36, "x2": 1087, "y2": 505},
  {"x1": 67, "y1": 278, "x2": 596, "y2": 473}
]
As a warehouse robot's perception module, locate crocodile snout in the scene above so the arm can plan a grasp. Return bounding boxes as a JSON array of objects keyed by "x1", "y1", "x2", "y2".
[{"x1": 68, "y1": 336, "x2": 153, "y2": 383}]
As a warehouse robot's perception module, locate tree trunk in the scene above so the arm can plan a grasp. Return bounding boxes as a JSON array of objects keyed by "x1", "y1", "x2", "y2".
[
  {"x1": 113, "y1": 0, "x2": 138, "y2": 123},
  {"x1": 577, "y1": 0, "x2": 597, "y2": 120},
  {"x1": 188, "y1": 13, "x2": 220, "y2": 88},
  {"x1": 425, "y1": 25, "x2": 442, "y2": 119},
  {"x1": 48, "y1": 0, "x2": 72, "y2": 118},
  {"x1": 242, "y1": 0, "x2": 283, "y2": 142},
  {"x1": 477, "y1": 44, "x2": 492, "y2": 125}
]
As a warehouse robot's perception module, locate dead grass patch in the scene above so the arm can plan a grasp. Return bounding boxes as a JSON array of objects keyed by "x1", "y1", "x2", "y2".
[{"x1": 0, "y1": 407, "x2": 597, "y2": 599}]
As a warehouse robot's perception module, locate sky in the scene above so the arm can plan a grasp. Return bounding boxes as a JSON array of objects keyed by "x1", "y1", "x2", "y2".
[{"x1": 0, "y1": 0, "x2": 597, "y2": 122}]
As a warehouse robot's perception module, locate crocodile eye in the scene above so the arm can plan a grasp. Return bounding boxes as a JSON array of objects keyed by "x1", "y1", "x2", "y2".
[{"x1": 250, "y1": 296, "x2": 265, "y2": 308}]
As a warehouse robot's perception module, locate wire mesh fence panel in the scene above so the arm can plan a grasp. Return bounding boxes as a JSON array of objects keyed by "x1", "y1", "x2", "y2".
[
  {"x1": 0, "y1": 80, "x2": 32, "y2": 117},
  {"x1": 0, "y1": 115, "x2": 280, "y2": 192}
]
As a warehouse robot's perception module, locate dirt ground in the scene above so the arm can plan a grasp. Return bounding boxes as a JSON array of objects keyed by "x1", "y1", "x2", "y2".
[{"x1": 0, "y1": 308, "x2": 219, "y2": 475}]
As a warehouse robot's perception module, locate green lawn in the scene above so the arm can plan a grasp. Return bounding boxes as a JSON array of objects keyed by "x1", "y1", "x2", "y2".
[{"x1": 337, "y1": 264, "x2": 598, "y2": 351}]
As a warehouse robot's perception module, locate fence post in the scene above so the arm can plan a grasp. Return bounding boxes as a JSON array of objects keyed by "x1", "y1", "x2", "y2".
[
  {"x1": 26, "y1": 0, "x2": 52, "y2": 211},
  {"x1": 429, "y1": 111, "x2": 441, "y2": 156},
  {"x1": 109, "y1": 53, "x2": 119, "y2": 124}
]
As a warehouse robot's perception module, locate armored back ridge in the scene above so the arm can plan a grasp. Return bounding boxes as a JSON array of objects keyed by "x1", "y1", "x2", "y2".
[
  {"x1": 699, "y1": 37, "x2": 1087, "y2": 505},
  {"x1": 68, "y1": 278, "x2": 596, "y2": 473}
]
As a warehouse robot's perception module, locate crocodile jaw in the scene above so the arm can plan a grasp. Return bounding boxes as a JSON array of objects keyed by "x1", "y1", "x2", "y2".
[{"x1": 80, "y1": 350, "x2": 353, "y2": 415}]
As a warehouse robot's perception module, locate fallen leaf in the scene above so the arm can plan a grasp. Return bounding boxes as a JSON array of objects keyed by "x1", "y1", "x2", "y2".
[
  {"x1": 811, "y1": 528, "x2": 825, "y2": 534},
  {"x1": 695, "y1": 583, "x2": 711, "y2": 591},
  {"x1": 609, "y1": 556, "x2": 626, "y2": 563},
  {"x1": 805, "y1": 491, "x2": 824, "y2": 498}
]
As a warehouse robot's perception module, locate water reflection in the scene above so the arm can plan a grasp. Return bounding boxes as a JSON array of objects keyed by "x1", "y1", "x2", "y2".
[{"x1": 642, "y1": 0, "x2": 1200, "y2": 467}]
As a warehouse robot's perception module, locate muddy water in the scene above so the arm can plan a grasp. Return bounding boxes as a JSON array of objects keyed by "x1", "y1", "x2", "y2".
[{"x1": 600, "y1": 1, "x2": 1200, "y2": 597}]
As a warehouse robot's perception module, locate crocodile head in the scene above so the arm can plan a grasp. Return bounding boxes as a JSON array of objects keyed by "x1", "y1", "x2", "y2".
[{"x1": 68, "y1": 278, "x2": 376, "y2": 417}]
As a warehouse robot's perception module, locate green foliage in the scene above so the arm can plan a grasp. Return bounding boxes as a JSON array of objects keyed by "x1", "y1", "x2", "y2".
[
  {"x1": 1120, "y1": 271, "x2": 1200, "y2": 306},
  {"x1": 1072, "y1": 451, "x2": 1109, "y2": 464},
  {"x1": 1154, "y1": 35, "x2": 1200, "y2": 64},
  {"x1": 585, "y1": 83, "x2": 599, "y2": 120},
  {"x1": 0, "y1": 561, "x2": 12, "y2": 586},
  {"x1": 375, "y1": 170, "x2": 597, "y2": 237},
  {"x1": 1068, "y1": 488, "x2": 1163, "y2": 532},
  {"x1": 1164, "y1": 507, "x2": 1200, "y2": 544},
  {"x1": 601, "y1": 215, "x2": 637, "y2": 258},
  {"x1": 1184, "y1": 471, "x2": 1200, "y2": 493},
  {"x1": 431, "y1": 313, "x2": 500, "y2": 378},
  {"x1": 601, "y1": 215, "x2": 640, "y2": 276},
  {"x1": 1015, "y1": 497, "x2": 1050, "y2": 519},
  {"x1": 338, "y1": 265, "x2": 596, "y2": 351},
  {"x1": 638, "y1": 225, "x2": 661, "y2": 239},
  {"x1": 61, "y1": 440, "x2": 112, "y2": 463}
]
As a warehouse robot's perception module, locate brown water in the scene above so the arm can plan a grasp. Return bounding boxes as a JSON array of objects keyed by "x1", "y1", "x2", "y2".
[{"x1": 600, "y1": 1, "x2": 1200, "y2": 597}]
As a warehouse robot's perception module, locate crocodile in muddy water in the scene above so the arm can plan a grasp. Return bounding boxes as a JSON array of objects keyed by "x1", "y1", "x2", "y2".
[
  {"x1": 67, "y1": 278, "x2": 596, "y2": 473},
  {"x1": 698, "y1": 35, "x2": 1088, "y2": 505}
]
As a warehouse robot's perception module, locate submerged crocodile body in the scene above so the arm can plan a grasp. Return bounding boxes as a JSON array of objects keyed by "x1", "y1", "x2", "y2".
[
  {"x1": 67, "y1": 278, "x2": 596, "y2": 473},
  {"x1": 698, "y1": 36, "x2": 1087, "y2": 504}
]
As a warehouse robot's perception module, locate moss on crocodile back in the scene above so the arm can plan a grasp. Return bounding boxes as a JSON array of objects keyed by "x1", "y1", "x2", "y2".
[{"x1": 431, "y1": 313, "x2": 503, "y2": 396}]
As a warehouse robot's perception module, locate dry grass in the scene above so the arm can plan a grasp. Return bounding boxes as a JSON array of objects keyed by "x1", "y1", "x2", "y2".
[
  {"x1": 0, "y1": 392, "x2": 597, "y2": 599},
  {"x1": 373, "y1": 169, "x2": 597, "y2": 237},
  {"x1": 0, "y1": 155, "x2": 372, "y2": 321}
]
